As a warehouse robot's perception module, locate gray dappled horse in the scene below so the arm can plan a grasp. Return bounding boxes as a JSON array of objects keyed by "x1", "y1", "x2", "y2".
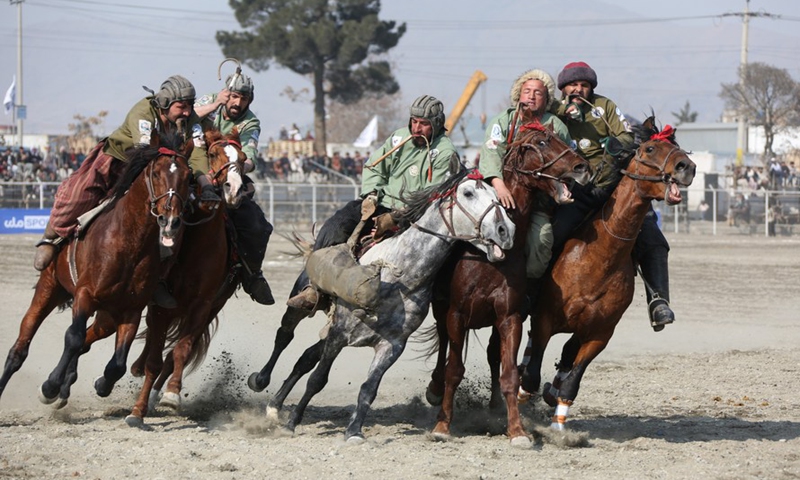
[{"x1": 267, "y1": 169, "x2": 515, "y2": 443}]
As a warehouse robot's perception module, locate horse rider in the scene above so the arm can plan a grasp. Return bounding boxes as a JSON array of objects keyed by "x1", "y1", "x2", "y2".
[
  {"x1": 32, "y1": 75, "x2": 221, "y2": 308},
  {"x1": 194, "y1": 73, "x2": 275, "y2": 305},
  {"x1": 479, "y1": 68, "x2": 571, "y2": 282},
  {"x1": 550, "y1": 61, "x2": 676, "y2": 331},
  {"x1": 285, "y1": 94, "x2": 462, "y2": 312}
]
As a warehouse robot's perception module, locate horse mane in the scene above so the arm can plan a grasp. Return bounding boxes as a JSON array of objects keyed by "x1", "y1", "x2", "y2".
[
  {"x1": 395, "y1": 167, "x2": 472, "y2": 226},
  {"x1": 631, "y1": 113, "x2": 679, "y2": 147},
  {"x1": 108, "y1": 131, "x2": 186, "y2": 205}
]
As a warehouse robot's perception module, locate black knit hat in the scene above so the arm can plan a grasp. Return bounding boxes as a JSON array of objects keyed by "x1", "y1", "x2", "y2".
[{"x1": 556, "y1": 62, "x2": 598, "y2": 90}]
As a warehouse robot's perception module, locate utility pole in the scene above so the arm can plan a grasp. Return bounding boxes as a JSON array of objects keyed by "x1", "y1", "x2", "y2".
[
  {"x1": 10, "y1": 0, "x2": 24, "y2": 148},
  {"x1": 722, "y1": 0, "x2": 780, "y2": 167}
]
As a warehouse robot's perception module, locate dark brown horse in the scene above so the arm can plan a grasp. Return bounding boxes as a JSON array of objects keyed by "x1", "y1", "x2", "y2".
[
  {"x1": 424, "y1": 124, "x2": 589, "y2": 446},
  {"x1": 124, "y1": 128, "x2": 248, "y2": 426},
  {"x1": 518, "y1": 118, "x2": 695, "y2": 430},
  {"x1": 0, "y1": 131, "x2": 194, "y2": 407}
]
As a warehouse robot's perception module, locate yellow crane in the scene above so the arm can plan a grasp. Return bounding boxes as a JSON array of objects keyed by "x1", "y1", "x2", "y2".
[{"x1": 445, "y1": 70, "x2": 487, "y2": 133}]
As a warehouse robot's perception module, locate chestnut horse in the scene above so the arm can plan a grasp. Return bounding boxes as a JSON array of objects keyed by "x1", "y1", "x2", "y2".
[
  {"x1": 0, "y1": 131, "x2": 194, "y2": 407},
  {"x1": 124, "y1": 129, "x2": 248, "y2": 426},
  {"x1": 424, "y1": 124, "x2": 589, "y2": 446},
  {"x1": 518, "y1": 118, "x2": 695, "y2": 430}
]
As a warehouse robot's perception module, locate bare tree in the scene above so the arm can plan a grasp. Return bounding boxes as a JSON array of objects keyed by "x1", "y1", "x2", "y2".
[{"x1": 720, "y1": 62, "x2": 800, "y2": 159}]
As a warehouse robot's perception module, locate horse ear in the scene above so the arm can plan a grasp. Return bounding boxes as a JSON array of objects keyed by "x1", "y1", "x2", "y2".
[
  {"x1": 182, "y1": 135, "x2": 194, "y2": 158},
  {"x1": 545, "y1": 123, "x2": 554, "y2": 132},
  {"x1": 642, "y1": 116, "x2": 656, "y2": 132},
  {"x1": 203, "y1": 127, "x2": 220, "y2": 145},
  {"x1": 149, "y1": 129, "x2": 161, "y2": 148}
]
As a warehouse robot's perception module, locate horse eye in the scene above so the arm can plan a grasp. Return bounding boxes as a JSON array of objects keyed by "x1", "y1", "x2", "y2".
[
  {"x1": 464, "y1": 189, "x2": 474, "y2": 198},
  {"x1": 646, "y1": 146, "x2": 654, "y2": 153},
  {"x1": 539, "y1": 140, "x2": 546, "y2": 147}
]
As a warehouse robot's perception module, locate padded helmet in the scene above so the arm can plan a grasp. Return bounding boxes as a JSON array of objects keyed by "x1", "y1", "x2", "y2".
[
  {"x1": 153, "y1": 75, "x2": 196, "y2": 109},
  {"x1": 225, "y1": 73, "x2": 254, "y2": 98},
  {"x1": 409, "y1": 95, "x2": 446, "y2": 136}
]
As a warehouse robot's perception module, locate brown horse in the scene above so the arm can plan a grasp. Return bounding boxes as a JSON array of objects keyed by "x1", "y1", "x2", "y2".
[
  {"x1": 424, "y1": 124, "x2": 589, "y2": 446},
  {"x1": 518, "y1": 118, "x2": 695, "y2": 430},
  {"x1": 0, "y1": 131, "x2": 194, "y2": 407},
  {"x1": 124, "y1": 129, "x2": 248, "y2": 426}
]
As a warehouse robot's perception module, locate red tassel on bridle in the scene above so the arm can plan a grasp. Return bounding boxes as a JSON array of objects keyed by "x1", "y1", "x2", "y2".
[{"x1": 650, "y1": 125, "x2": 676, "y2": 144}]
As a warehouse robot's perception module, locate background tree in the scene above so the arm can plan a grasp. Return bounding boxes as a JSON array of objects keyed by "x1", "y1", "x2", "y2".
[
  {"x1": 217, "y1": 0, "x2": 406, "y2": 155},
  {"x1": 67, "y1": 111, "x2": 107, "y2": 154},
  {"x1": 720, "y1": 62, "x2": 800, "y2": 159},
  {"x1": 671, "y1": 100, "x2": 698, "y2": 126}
]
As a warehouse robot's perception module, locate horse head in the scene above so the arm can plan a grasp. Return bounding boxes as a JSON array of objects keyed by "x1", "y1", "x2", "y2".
[
  {"x1": 406, "y1": 170, "x2": 515, "y2": 262},
  {"x1": 625, "y1": 117, "x2": 696, "y2": 204},
  {"x1": 505, "y1": 122, "x2": 590, "y2": 205},
  {"x1": 146, "y1": 129, "x2": 194, "y2": 249},
  {"x1": 204, "y1": 128, "x2": 247, "y2": 208}
]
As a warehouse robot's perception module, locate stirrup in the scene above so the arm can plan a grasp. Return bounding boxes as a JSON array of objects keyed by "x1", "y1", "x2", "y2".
[{"x1": 648, "y1": 296, "x2": 674, "y2": 332}]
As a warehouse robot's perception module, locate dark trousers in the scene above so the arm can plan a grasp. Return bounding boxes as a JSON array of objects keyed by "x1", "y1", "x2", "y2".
[{"x1": 228, "y1": 197, "x2": 273, "y2": 273}]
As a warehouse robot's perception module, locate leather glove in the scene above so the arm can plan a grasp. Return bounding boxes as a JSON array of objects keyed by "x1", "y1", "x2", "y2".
[{"x1": 199, "y1": 184, "x2": 221, "y2": 203}]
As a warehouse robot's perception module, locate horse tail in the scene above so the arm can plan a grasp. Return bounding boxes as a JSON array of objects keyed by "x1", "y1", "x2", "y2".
[
  {"x1": 181, "y1": 316, "x2": 219, "y2": 375},
  {"x1": 280, "y1": 231, "x2": 314, "y2": 259},
  {"x1": 411, "y1": 322, "x2": 443, "y2": 361}
]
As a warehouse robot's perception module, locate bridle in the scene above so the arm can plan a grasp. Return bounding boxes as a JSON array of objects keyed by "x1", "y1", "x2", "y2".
[
  {"x1": 207, "y1": 138, "x2": 245, "y2": 187},
  {"x1": 413, "y1": 175, "x2": 505, "y2": 247},
  {"x1": 504, "y1": 126, "x2": 574, "y2": 182},
  {"x1": 146, "y1": 146, "x2": 189, "y2": 228}
]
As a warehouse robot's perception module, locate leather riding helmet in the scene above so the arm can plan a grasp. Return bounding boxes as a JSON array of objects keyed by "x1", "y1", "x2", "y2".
[
  {"x1": 408, "y1": 95, "x2": 446, "y2": 137},
  {"x1": 225, "y1": 73, "x2": 254, "y2": 99},
  {"x1": 153, "y1": 75, "x2": 196, "y2": 109}
]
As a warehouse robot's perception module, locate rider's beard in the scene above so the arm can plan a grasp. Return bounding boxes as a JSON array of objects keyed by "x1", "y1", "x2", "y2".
[
  {"x1": 519, "y1": 103, "x2": 544, "y2": 123},
  {"x1": 224, "y1": 105, "x2": 244, "y2": 121},
  {"x1": 412, "y1": 135, "x2": 430, "y2": 148}
]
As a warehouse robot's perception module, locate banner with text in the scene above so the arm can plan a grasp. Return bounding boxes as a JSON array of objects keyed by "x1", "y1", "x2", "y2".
[{"x1": 0, "y1": 209, "x2": 50, "y2": 234}]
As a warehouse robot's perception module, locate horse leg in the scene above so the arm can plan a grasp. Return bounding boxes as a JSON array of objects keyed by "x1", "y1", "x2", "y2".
[
  {"x1": 542, "y1": 335, "x2": 580, "y2": 407},
  {"x1": 519, "y1": 318, "x2": 554, "y2": 403},
  {"x1": 487, "y1": 327, "x2": 503, "y2": 410},
  {"x1": 343, "y1": 339, "x2": 406, "y2": 443},
  {"x1": 285, "y1": 336, "x2": 346, "y2": 434},
  {"x1": 248, "y1": 273, "x2": 311, "y2": 392},
  {"x1": 126, "y1": 310, "x2": 170, "y2": 427},
  {"x1": 94, "y1": 314, "x2": 140, "y2": 397},
  {"x1": 0, "y1": 274, "x2": 69, "y2": 400},
  {"x1": 39, "y1": 291, "x2": 94, "y2": 406},
  {"x1": 266, "y1": 340, "x2": 324, "y2": 419},
  {"x1": 160, "y1": 334, "x2": 194, "y2": 411},
  {"x1": 431, "y1": 319, "x2": 466, "y2": 441},
  {"x1": 424, "y1": 310, "x2": 449, "y2": 406},
  {"x1": 494, "y1": 313, "x2": 529, "y2": 446},
  {"x1": 548, "y1": 338, "x2": 609, "y2": 431}
]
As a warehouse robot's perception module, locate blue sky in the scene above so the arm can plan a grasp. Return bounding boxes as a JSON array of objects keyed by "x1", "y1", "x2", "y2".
[{"x1": 2, "y1": 0, "x2": 799, "y2": 144}]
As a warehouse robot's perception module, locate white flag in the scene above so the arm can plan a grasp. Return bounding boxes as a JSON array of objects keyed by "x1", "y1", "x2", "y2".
[
  {"x1": 353, "y1": 115, "x2": 378, "y2": 148},
  {"x1": 3, "y1": 76, "x2": 14, "y2": 116}
]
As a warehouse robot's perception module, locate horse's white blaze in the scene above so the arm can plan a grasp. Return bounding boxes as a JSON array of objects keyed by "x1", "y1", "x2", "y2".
[
  {"x1": 169, "y1": 162, "x2": 178, "y2": 174},
  {"x1": 223, "y1": 145, "x2": 243, "y2": 202}
]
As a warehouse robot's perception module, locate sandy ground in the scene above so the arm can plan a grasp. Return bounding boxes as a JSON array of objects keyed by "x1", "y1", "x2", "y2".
[{"x1": 1, "y1": 231, "x2": 800, "y2": 480}]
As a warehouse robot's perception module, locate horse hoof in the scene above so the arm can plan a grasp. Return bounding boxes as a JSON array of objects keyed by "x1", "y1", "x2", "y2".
[
  {"x1": 52, "y1": 397, "x2": 68, "y2": 410},
  {"x1": 549, "y1": 422, "x2": 566, "y2": 431},
  {"x1": 510, "y1": 435, "x2": 532, "y2": 448},
  {"x1": 247, "y1": 372, "x2": 267, "y2": 392},
  {"x1": 430, "y1": 432, "x2": 450, "y2": 442},
  {"x1": 425, "y1": 385, "x2": 443, "y2": 406},
  {"x1": 94, "y1": 376, "x2": 112, "y2": 397},
  {"x1": 38, "y1": 385, "x2": 58, "y2": 405},
  {"x1": 159, "y1": 392, "x2": 181, "y2": 411},
  {"x1": 345, "y1": 434, "x2": 365, "y2": 445},
  {"x1": 265, "y1": 405, "x2": 280, "y2": 421},
  {"x1": 125, "y1": 415, "x2": 144, "y2": 428}
]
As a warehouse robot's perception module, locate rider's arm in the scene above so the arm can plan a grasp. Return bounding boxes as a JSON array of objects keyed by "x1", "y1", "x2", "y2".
[
  {"x1": 235, "y1": 117, "x2": 261, "y2": 174},
  {"x1": 194, "y1": 91, "x2": 229, "y2": 119},
  {"x1": 360, "y1": 133, "x2": 396, "y2": 201}
]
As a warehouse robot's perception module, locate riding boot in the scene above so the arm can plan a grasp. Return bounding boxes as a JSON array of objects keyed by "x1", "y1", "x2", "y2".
[
  {"x1": 152, "y1": 281, "x2": 178, "y2": 309},
  {"x1": 286, "y1": 285, "x2": 319, "y2": 311},
  {"x1": 638, "y1": 246, "x2": 675, "y2": 332},
  {"x1": 242, "y1": 270, "x2": 275, "y2": 305},
  {"x1": 33, "y1": 222, "x2": 63, "y2": 271}
]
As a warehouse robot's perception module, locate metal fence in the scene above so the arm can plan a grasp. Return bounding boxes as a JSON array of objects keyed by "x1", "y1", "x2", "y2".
[
  {"x1": 659, "y1": 188, "x2": 800, "y2": 237},
  {"x1": 2, "y1": 180, "x2": 798, "y2": 237}
]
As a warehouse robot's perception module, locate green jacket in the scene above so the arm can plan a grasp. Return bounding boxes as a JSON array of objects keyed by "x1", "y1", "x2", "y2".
[
  {"x1": 195, "y1": 93, "x2": 261, "y2": 162},
  {"x1": 478, "y1": 108, "x2": 571, "y2": 181},
  {"x1": 361, "y1": 127, "x2": 459, "y2": 209},
  {"x1": 555, "y1": 94, "x2": 634, "y2": 190},
  {"x1": 103, "y1": 97, "x2": 209, "y2": 178}
]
